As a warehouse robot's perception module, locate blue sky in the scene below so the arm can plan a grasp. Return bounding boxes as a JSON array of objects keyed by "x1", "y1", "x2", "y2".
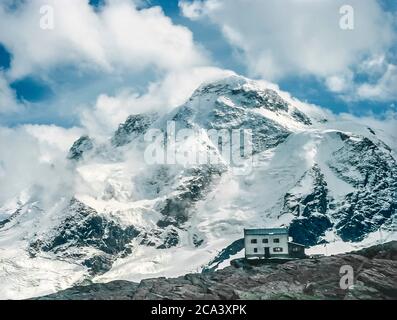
[
  {"x1": 146, "y1": 0, "x2": 397, "y2": 115},
  {"x1": 0, "y1": 0, "x2": 396, "y2": 128}
]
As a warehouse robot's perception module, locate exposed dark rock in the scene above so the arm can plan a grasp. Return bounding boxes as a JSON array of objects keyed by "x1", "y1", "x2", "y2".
[
  {"x1": 157, "y1": 165, "x2": 225, "y2": 228},
  {"x1": 35, "y1": 201, "x2": 139, "y2": 255},
  {"x1": 67, "y1": 135, "x2": 94, "y2": 161},
  {"x1": 111, "y1": 113, "x2": 157, "y2": 147},
  {"x1": 83, "y1": 254, "x2": 113, "y2": 275},
  {"x1": 192, "y1": 234, "x2": 204, "y2": 248},
  {"x1": 171, "y1": 79, "x2": 299, "y2": 155},
  {"x1": 1, "y1": 205, "x2": 42, "y2": 230},
  {"x1": 208, "y1": 99, "x2": 291, "y2": 154},
  {"x1": 139, "y1": 230, "x2": 161, "y2": 247},
  {"x1": 36, "y1": 241, "x2": 397, "y2": 300},
  {"x1": 282, "y1": 132, "x2": 396, "y2": 245},
  {"x1": 29, "y1": 199, "x2": 140, "y2": 274},
  {"x1": 329, "y1": 135, "x2": 397, "y2": 242},
  {"x1": 35, "y1": 281, "x2": 139, "y2": 300},
  {"x1": 157, "y1": 229, "x2": 180, "y2": 249},
  {"x1": 289, "y1": 217, "x2": 332, "y2": 246},
  {"x1": 0, "y1": 209, "x2": 18, "y2": 229},
  {"x1": 203, "y1": 238, "x2": 244, "y2": 272},
  {"x1": 230, "y1": 87, "x2": 289, "y2": 111},
  {"x1": 0, "y1": 217, "x2": 10, "y2": 229},
  {"x1": 291, "y1": 108, "x2": 312, "y2": 125},
  {"x1": 284, "y1": 164, "x2": 332, "y2": 245}
]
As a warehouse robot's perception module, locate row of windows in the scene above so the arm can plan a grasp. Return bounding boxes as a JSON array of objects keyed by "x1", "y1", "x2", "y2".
[
  {"x1": 253, "y1": 247, "x2": 283, "y2": 253},
  {"x1": 250, "y1": 238, "x2": 280, "y2": 244}
]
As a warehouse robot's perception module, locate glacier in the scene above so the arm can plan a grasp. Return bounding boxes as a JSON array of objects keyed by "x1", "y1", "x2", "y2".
[{"x1": 0, "y1": 75, "x2": 396, "y2": 299}]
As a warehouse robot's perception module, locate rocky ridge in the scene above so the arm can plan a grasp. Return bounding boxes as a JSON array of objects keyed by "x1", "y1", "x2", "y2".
[{"x1": 36, "y1": 241, "x2": 397, "y2": 300}]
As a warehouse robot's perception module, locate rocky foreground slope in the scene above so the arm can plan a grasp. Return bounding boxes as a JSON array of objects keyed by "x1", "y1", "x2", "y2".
[
  {"x1": 37, "y1": 241, "x2": 397, "y2": 300},
  {"x1": 1, "y1": 75, "x2": 396, "y2": 299}
]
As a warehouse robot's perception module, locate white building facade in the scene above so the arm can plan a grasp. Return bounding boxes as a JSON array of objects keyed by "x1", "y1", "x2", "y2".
[{"x1": 244, "y1": 228, "x2": 304, "y2": 259}]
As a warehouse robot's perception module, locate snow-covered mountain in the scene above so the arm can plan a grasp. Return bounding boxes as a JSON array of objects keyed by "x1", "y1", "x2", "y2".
[{"x1": 0, "y1": 75, "x2": 396, "y2": 299}]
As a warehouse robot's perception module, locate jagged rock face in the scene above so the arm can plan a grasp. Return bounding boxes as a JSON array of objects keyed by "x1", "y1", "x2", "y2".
[
  {"x1": 135, "y1": 164, "x2": 226, "y2": 250},
  {"x1": 156, "y1": 165, "x2": 226, "y2": 228},
  {"x1": 230, "y1": 87, "x2": 289, "y2": 111},
  {"x1": 330, "y1": 134, "x2": 396, "y2": 188},
  {"x1": 284, "y1": 165, "x2": 332, "y2": 245},
  {"x1": 138, "y1": 227, "x2": 181, "y2": 250},
  {"x1": 111, "y1": 113, "x2": 158, "y2": 147},
  {"x1": 67, "y1": 136, "x2": 94, "y2": 161},
  {"x1": 291, "y1": 108, "x2": 312, "y2": 126},
  {"x1": 0, "y1": 204, "x2": 43, "y2": 230},
  {"x1": 29, "y1": 199, "x2": 140, "y2": 275},
  {"x1": 281, "y1": 131, "x2": 397, "y2": 245},
  {"x1": 0, "y1": 208, "x2": 22, "y2": 229},
  {"x1": 286, "y1": 165, "x2": 329, "y2": 217},
  {"x1": 1, "y1": 75, "x2": 396, "y2": 299},
  {"x1": 329, "y1": 135, "x2": 397, "y2": 242},
  {"x1": 203, "y1": 239, "x2": 245, "y2": 272},
  {"x1": 36, "y1": 242, "x2": 397, "y2": 300},
  {"x1": 209, "y1": 99, "x2": 291, "y2": 153},
  {"x1": 171, "y1": 78, "x2": 310, "y2": 154},
  {"x1": 191, "y1": 79, "x2": 290, "y2": 113}
]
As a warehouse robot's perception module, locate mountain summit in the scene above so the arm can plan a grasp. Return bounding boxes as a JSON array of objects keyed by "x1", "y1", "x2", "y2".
[{"x1": 0, "y1": 75, "x2": 396, "y2": 299}]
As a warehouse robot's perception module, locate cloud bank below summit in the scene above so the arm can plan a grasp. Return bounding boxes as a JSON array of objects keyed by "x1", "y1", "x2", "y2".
[{"x1": 0, "y1": 0, "x2": 396, "y2": 211}]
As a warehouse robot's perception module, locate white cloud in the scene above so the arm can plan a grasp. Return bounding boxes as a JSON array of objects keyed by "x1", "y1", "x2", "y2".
[
  {"x1": 325, "y1": 73, "x2": 353, "y2": 93},
  {"x1": 356, "y1": 64, "x2": 397, "y2": 101},
  {"x1": 358, "y1": 54, "x2": 388, "y2": 77},
  {"x1": 0, "y1": 0, "x2": 208, "y2": 80},
  {"x1": 0, "y1": 72, "x2": 22, "y2": 114},
  {"x1": 0, "y1": 125, "x2": 83, "y2": 206},
  {"x1": 81, "y1": 66, "x2": 235, "y2": 137},
  {"x1": 178, "y1": 0, "x2": 220, "y2": 20},
  {"x1": 180, "y1": 0, "x2": 397, "y2": 101},
  {"x1": 24, "y1": 124, "x2": 84, "y2": 155}
]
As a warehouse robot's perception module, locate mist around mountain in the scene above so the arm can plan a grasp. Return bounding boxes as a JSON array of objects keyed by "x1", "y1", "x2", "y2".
[{"x1": 0, "y1": 75, "x2": 396, "y2": 299}]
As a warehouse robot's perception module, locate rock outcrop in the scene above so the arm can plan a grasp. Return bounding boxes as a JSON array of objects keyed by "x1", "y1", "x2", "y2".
[{"x1": 37, "y1": 241, "x2": 397, "y2": 300}]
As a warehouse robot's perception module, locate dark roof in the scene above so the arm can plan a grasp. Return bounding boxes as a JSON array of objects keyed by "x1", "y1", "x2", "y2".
[
  {"x1": 244, "y1": 228, "x2": 288, "y2": 236},
  {"x1": 288, "y1": 242, "x2": 306, "y2": 248}
]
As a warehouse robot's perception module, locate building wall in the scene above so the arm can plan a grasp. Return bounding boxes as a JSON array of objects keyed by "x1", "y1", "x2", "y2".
[
  {"x1": 288, "y1": 243, "x2": 306, "y2": 258},
  {"x1": 245, "y1": 234, "x2": 289, "y2": 257}
]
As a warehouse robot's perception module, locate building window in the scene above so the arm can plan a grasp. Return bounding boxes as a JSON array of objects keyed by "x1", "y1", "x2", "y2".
[
  {"x1": 251, "y1": 239, "x2": 257, "y2": 244},
  {"x1": 253, "y1": 248, "x2": 258, "y2": 253},
  {"x1": 273, "y1": 247, "x2": 283, "y2": 252},
  {"x1": 262, "y1": 238, "x2": 268, "y2": 243},
  {"x1": 273, "y1": 238, "x2": 280, "y2": 243}
]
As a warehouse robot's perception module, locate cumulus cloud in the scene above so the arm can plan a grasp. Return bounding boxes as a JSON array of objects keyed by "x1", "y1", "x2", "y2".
[
  {"x1": 0, "y1": 0, "x2": 208, "y2": 80},
  {"x1": 0, "y1": 125, "x2": 83, "y2": 207},
  {"x1": 356, "y1": 64, "x2": 397, "y2": 101},
  {"x1": 0, "y1": 72, "x2": 23, "y2": 114},
  {"x1": 180, "y1": 0, "x2": 397, "y2": 102},
  {"x1": 0, "y1": 0, "x2": 211, "y2": 208},
  {"x1": 325, "y1": 54, "x2": 397, "y2": 102},
  {"x1": 80, "y1": 66, "x2": 235, "y2": 137}
]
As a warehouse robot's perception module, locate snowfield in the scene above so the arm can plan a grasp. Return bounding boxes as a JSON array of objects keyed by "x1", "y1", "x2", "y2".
[{"x1": 0, "y1": 75, "x2": 396, "y2": 299}]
